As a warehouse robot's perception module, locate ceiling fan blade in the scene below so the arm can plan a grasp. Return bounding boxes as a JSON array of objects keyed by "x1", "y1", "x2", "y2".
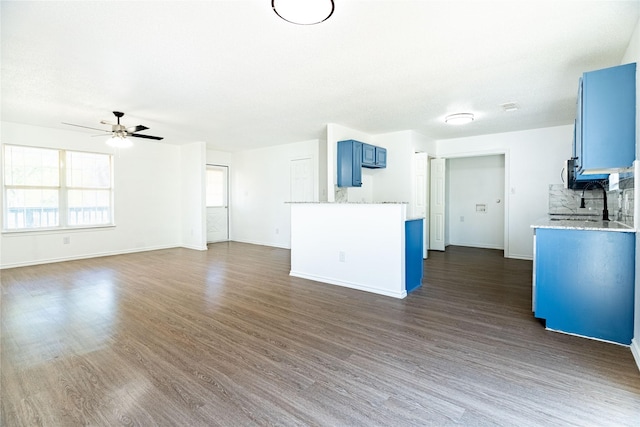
[
  {"x1": 62, "y1": 122, "x2": 107, "y2": 132},
  {"x1": 127, "y1": 125, "x2": 149, "y2": 133},
  {"x1": 129, "y1": 133, "x2": 164, "y2": 140}
]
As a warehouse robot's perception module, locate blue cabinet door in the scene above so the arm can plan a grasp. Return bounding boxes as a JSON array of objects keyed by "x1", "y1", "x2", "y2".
[
  {"x1": 337, "y1": 140, "x2": 362, "y2": 187},
  {"x1": 535, "y1": 228, "x2": 634, "y2": 345},
  {"x1": 375, "y1": 147, "x2": 387, "y2": 168},
  {"x1": 405, "y1": 219, "x2": 423, "y2": 293},
  {"x1": 362, "y1": 143, "x2": 376, "y2": 167},
  {"x1": 362, "y1": 143, "x2": 386, "y2": 169},
  {"x1": 580, "y1": 62, "x2": 636, "y2": 172}
]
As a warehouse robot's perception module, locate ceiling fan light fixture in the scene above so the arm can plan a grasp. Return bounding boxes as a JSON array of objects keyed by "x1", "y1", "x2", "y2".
[
  {"x1": 445, "y1": 113, "x2": 475, "y2": 125},
  {"x1": 106, "y1": 134, "x2": 132, "y2": 148},
  {"x1": 272, "y1": 0, "x2": 334, "y2": 25}
]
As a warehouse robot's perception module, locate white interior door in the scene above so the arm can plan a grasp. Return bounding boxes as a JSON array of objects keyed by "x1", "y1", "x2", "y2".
[
  {"x1": 413, "y1": 152, "x2": 429, "y2": 258},
  {"x1": 206, "y1": 165, "x2": 229, "y2": 243},
  {"x1": 290, "y1": 158, "x2": 314, "y2": 202},
  {"x1": 430, "y1": 158, "x2": 446, "y2": 251}
]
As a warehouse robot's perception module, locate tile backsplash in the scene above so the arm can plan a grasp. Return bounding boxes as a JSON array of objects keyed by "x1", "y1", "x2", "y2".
[{"x1": 548, "y1": 176, "x2": 634, "y2": 227}]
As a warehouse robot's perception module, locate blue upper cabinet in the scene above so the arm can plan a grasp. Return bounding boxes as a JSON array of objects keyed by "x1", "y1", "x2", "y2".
[
  {"x1": 361, "y1": 143, "x2": 387, "y2": 169},
  {"x1": 578, "y1": 62, "x2": 636, "y2": 174},
  {"x1": 337, "y1": 140, "x2": 363, "y2": 187},
  {"x1": 337, "y1": 140, "x2": 387, "y2": 187},
  {"x1": 375, "y1": 146, "x2": 387, "y2": 168}
]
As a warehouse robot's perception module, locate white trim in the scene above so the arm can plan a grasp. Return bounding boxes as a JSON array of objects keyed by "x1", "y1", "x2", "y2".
[
  {"x1": 447, "y1": 242, "x2": 504, "y2": 250},
  {"x1": 0, "y1": 244, "x2": 180, "y2": 270},
  {"x1": 631, "y1": 338, "x2": 640, "y2": 372},
  {"x1": 230, "y1": 238, "x2": 290, "y2": 250},
  {"x1": 545, "y1": 327, "x2": 630, "y2": 347},
  {"x1": 290, "y1": 270, "x2": 407, "y2": 299},
  {"x1": 507, "y1": 253, "x2": 534, "y2": 261},
  {"x1": 181, "y1": 243, "x2": 208, "y2": 251}
]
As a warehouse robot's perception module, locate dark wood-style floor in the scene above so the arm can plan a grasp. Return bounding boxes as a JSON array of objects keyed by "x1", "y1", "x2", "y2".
[{"x1": 2, "y1": 243, "x2": 639, "y2": 426}]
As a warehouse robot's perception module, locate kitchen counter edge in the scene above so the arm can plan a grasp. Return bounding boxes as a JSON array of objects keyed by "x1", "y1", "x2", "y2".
[{"x1": 531, "y1": 218, "x2": 635, "y2": 233}]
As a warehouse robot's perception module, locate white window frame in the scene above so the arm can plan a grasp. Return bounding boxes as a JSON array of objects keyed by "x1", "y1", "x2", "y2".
[{"x1": 2, "y1": 144, "x2": 115, "y2": 233}]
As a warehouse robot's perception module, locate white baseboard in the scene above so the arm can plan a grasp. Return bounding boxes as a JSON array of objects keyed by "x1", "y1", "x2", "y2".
[
  {"x1": 231, "y1": 238, "x2": 290, "y2": 250},
  {"x1": 449, "y1": 242, "x2": 504, "y2": 250},
  {"x1": 546, "y1": 327, "x2": 630, "y2": 347},
  {"x1": 290, "y1": 270, "x2": 407, "y2": 299},
  {"x1": 0, "y1": 244, "x2": 179, "y2": 269},
  {"x1": 181, "y1": 243, "x2": 208, "y2": 251},
  {"x1": 507, "y1": 253, "x2": 534, "y2": 261},
  {"x1": 631, "y1": 338, "x2": 640, "y2": 373}
]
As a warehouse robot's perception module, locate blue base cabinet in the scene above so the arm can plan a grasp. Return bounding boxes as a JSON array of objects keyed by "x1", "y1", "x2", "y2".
[
  {"x1": 405, "y1": 219, "x2": 423, "y2": 293},
  {"x1": 534, "y1": 228, "x2": 634, "y2": 345}
]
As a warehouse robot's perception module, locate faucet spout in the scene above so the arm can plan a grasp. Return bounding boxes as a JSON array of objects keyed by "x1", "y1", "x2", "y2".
[{"x1": 582, "y1": 181, "x2": 609, "y2": 221}]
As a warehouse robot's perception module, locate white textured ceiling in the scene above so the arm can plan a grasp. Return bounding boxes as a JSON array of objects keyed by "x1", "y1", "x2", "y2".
[{"x1": 2, "y1": 1, "x2": 639, "y2": 151}]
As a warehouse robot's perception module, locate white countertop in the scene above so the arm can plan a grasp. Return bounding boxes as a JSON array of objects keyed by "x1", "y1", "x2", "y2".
[{"x1": 531, "y1": 217, "x2": 635, "y2": 232}]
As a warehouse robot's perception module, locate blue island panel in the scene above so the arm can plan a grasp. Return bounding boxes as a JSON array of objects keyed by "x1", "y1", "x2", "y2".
[
  {"x1": 405, "y1": 219, "x2": 424, "y2": 293},
  {"x1": 535, "y1": 228, "x2": 634, "y2": 345}
]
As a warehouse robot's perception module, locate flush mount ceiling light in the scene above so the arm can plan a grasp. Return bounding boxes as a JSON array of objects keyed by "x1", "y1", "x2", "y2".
[
  {"x1": 272, "y1": 0, "x2": 335, "y2": 25},
  {"x1": 445, "y1": 113, "x2": 475, "y2": 125},
  {"x1": 500, "y1": 102, "x2": 520, "y2": 112},
  {"x1": 106, "y1": 132, "x2": 133, "y2": 148}
]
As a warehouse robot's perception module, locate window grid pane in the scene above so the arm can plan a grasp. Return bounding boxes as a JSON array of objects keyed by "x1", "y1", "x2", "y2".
[
  {"x1": 206, "y1": 169, "x2": 224, "y2": 207},
  {"x1": 4, "y1": 145, "x2": 59, "y2": 187},
  {"x1": 5, "y1": 188, "x2": 59, "y2": 229},
  {"x1": 66, "y1": 151, "x2": 111, "y2": 189},
  {"x1": 67, "y1": 189, "x2": 112, "y2": 226}
]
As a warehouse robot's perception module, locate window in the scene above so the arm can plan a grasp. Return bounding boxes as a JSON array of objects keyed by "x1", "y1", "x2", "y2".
[
  {"x1": 3, "y1": 145, "x2": 113, "y2": 231},
  {"x1": 206, "y1": 167, "x2": 227, "y2": 207}
]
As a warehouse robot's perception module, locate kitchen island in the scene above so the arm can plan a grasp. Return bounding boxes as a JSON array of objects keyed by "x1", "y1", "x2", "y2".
[
  {"x1": 289, "y1": 202, "x2": 423, "y2": 299},
  {"x1": 531, "y1": 218, "x2": 635, "y2": 345}
]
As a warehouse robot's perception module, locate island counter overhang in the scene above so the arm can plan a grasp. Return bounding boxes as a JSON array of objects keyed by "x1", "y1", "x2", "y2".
[{"x1": 289, "y1": 202, "x2": 423, "y2": 299}]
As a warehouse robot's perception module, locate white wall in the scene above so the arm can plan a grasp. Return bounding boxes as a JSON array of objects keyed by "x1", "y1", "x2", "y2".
[
  {"x1": 318, "y1": 127, "x2": 329, "y2": 202},
  {"x1": 181, "y1": 141, "x2": 207, "y2": 250},
  {"x1": 230, "y1": 139, "x2": 319, "y2": 249},
  {"x1": 447, "y1": 155, "x2": 505, "y2": 250},
  {"x1": 371, "y1": 131, "x2": 414, "y2": 204},
  {"x1": 290, "y1": 203, "x2": 407, "y2": 298},
  {"x1": 436, "y1": 125, "x2": 572, "y2": 259},
  {"x1": 0, "y1": 122, "x2": 182, "y2": 268},
  {"x1": 206, "y1": 149, "x2": 233, "y2": 166}
]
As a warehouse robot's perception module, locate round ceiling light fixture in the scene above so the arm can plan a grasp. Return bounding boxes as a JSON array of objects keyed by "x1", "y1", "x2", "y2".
[
  {"x1": 444, "y1": 113, "x2": 475, "y2": 125},
  {"x1": 272, "y1": 0, "x2": 335, "y2": 25}
]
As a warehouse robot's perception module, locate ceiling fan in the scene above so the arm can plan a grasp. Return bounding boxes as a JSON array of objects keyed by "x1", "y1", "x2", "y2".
[{"x1": 63, "y1": 111, "x2": 164, "y2": 146}]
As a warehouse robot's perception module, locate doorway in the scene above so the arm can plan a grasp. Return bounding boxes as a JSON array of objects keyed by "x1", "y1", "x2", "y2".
[
  {"x1": 447, "y1": 155, "x2": 505, "y2": 250},
  {"x1": 425, "y1": 154, "x2": 508, "y2": 255},
  {"x1": 206, "y1": 165, "x2": 229, "y2": 243}
]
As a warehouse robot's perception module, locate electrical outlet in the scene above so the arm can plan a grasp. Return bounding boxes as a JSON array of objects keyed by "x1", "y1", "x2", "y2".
[
  {"x1": 339, "y1": 251, "x2": 346, "y2": 262},
  {"x1": 460, "y1": 216, "x2": 464, "y2": 222},
  {"x1": 63, "y1": 236, "x2": 70, "y2": 244},
  {"x1": 275, "y1": 228, "x2": 279, "y2": 235}
]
